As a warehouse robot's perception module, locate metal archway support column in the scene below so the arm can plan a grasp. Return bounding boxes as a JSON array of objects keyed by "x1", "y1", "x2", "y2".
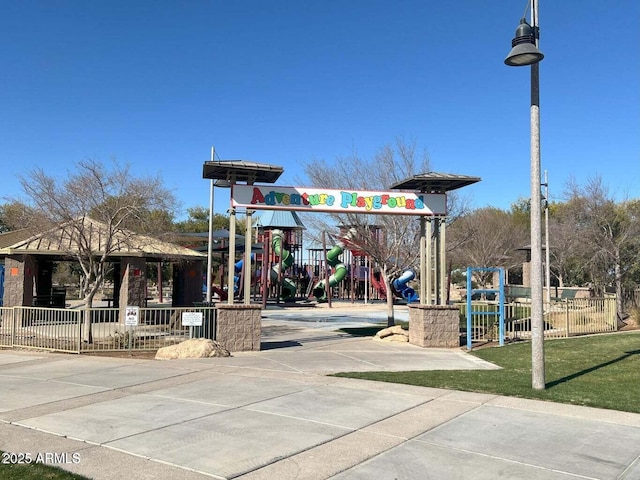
[
  {"x1": 419, "y1": 217, "x2": 427, "y2": 304},
  {"x1": 419, "y1": 216, "x2": 446, "y2": 306},
  {"x1": 227, "y1": 207, "x2": 237, "y2": 305},
  {"x1": 439, "y1": 218, "x2": 447, "y2": 305},
  {"x1": 243, "y1": 209, "x2": 253, "y2": 305},
  {"x1": 425, "y1": 219, "x2": 433, "y2": 304}
]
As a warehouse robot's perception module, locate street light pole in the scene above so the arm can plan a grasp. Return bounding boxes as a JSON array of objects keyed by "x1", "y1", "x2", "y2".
[
  {"x1": 505, "y1": 0, "x2": 546, "y2": 390},
  {"x1": 529, "y1": 51, "x2": 545, "y2": 390}
]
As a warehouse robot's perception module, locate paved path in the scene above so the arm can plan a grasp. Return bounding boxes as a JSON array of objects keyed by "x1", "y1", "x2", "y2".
[{"x1": 1, "y1": 303, "x2": 639, "y2": 479}]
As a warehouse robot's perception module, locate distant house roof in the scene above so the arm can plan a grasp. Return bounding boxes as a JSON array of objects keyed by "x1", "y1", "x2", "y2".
[
  {"x1": 255, "y1": 210, "x2": 306, "y2": 229},
  {"x1": 0, "y1": 217, "x2": 205, "y2": 261}
]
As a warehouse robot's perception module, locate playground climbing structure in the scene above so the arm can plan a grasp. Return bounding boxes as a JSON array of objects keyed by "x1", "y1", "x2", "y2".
[
  {"x1": 312, "y1": 228, "x2": 357, "y2": 302},
  {"x1": 270, "y1": 229, "x2": 297, "y2": 299}
]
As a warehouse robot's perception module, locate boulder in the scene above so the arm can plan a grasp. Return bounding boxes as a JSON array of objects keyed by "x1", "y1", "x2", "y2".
[
  {"x1": 155, "y1": 339, "x2": 231, "y2": 360},
  {"x1": 375, "y1": 325, "x2": 409, "y2": 339}
]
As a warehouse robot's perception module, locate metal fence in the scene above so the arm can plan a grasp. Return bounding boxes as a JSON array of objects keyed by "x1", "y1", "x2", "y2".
[
  {"x1": 460, "y1": 296, "x2": 618, "y2": 345},
  {"x1": 0, "y1": 305, "x2": 217, "y2": 354}
]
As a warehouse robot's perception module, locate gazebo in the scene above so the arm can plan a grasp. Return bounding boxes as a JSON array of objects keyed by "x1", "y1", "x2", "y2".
[{"x1": 0, "y1": 217, "x2": 206, "y2": 309}]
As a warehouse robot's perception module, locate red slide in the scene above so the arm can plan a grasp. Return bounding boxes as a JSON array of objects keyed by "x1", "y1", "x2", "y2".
[
  {"x1": 211, "y1": 285, "x2": 228, "y2": 301},
  {"x1": 371, "y1": 272, "x2": 386, "y2": 298}
]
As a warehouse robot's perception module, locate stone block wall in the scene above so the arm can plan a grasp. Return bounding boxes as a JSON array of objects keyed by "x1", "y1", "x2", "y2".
[
  {"x1": 216, "y1": 304, "x2": 262, "y2": 352},
  {"x1": 2, "y1": 255, "x2": 36, "y2": 307},
  {"x1": 408, "y1": 304, "x2": 460, "y2": 348}
]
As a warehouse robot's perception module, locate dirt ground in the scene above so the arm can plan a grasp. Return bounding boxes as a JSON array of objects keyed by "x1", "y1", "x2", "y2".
[{"x1": 620, "y1": 314, "x2": 639, "y2": 331}]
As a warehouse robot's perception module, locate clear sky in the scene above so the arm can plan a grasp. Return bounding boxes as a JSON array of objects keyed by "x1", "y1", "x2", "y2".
[{"x1": 1, "y1": 1, "x2": 638, "y2": 219}]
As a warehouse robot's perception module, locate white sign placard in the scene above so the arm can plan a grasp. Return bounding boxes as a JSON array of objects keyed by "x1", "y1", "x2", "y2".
[
  {"x1": 182, "y1": 312, "x2": 203, "y2": 327},
  {"x1": 125, "y1": 306, "x2": 139, "y2": 326}
]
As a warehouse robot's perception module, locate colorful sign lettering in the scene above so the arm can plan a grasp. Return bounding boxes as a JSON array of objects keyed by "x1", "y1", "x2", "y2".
[{"x1": 231, "y1": 185, "x2": 446, "y2": 216}]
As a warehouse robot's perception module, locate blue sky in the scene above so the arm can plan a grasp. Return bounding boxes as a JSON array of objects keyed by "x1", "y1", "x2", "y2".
[{"x1": 1, "y1": 1, "x2": 638, "y2": 219}]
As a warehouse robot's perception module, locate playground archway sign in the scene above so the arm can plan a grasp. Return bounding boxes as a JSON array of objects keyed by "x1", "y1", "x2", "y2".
[
  {"x1": 231, "y1": 185, "x2": 447, "y2": 216},
  {"x1": 203, "y1": 159, "x2": 479, "y2": 307}
]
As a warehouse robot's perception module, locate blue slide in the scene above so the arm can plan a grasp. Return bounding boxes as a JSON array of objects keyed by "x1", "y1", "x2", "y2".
[
  {"x1": 392, "y1": 269, "x2": 419, "y2": 303},
  {"x1": 234, "y1": 254, "x2": 256, "y2": 293}
]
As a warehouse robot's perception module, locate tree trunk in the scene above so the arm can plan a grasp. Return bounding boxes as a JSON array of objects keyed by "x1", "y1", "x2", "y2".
[
  {"x1": 382, "y1": 266, "x2": 395, "y2": 327},
  {"x1": 82, "y1": 290, "x2": 97, "y2": 344},
  {"x1": 614, "y1": 250, "x2": 623, "y2": 316},
  {"x1": 82, "y1": 305, "x2": 93, "y2": 344}
]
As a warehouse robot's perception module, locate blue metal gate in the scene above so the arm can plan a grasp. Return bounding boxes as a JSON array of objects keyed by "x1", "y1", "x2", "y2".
[{"x1": 466, "y1": 267, "x2": 505, "y2": 349}]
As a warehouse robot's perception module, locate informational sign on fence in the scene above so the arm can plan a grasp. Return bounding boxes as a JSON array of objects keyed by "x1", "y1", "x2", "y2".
[
  {"x1": 182, "y1": 312, "x2": 203, "y2": 327},
  {"x1": 125, "y1": 306, "x2": 139, "y2": 326}
]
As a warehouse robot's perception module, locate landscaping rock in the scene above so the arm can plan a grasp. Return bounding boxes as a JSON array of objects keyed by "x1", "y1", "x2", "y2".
[
  {"x1": 374, "y1": 325, "x2": 409, "y2": 342},
  {"x1": 375, "y1": 325, "x2": 409, "y2": 339},
  {"x1": 155, "y1": 339, "x2": 231, "y2": 360}
]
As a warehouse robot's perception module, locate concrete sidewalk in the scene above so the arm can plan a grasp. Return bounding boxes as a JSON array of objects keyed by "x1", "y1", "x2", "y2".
[{"x1": 1, "y1": 305, "x2": 639, "y2": 479}]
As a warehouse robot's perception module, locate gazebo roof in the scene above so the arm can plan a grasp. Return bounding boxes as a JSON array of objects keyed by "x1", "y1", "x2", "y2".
[
  {"x1": 0, "y1": 228, "x2": 36, "y2": 249},
  {"x1": 0, "y1": 217, "x2": 205, "y2": 261}
]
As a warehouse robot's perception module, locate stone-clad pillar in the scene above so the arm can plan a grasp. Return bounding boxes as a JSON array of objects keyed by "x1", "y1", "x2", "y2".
[
  {"x1": 408, "y1": 304, "x2": 460, "y2": 348},
  {"x1": 2, "y1": 255, "x2": 37, "y2": 307},
  {"x1": 216, "y1": 304, "x2": 261, "y2": 352},
  {"x1": 118, "y1": 257, "x2": 147, "y2": 309}
]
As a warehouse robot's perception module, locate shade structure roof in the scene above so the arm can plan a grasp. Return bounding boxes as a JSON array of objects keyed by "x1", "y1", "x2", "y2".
[
  {"x1": 169, "y1": 230, "x2": 245, "y2": 242},
  {"x1": 193, "y1": 242, "x2": 264, "y2": 254},
  {"x1": 0, "y1": 217, "x2": 205, "y2": 261},
  {"x1": 390, "y1": 172, "x2": 481, "y2": 192},
  {"x1": 255, "y1": 210, "x2": 306, "y2": 229},
  {"x1": 202, "y1": 160, "x2": 284, "y2": 184}
]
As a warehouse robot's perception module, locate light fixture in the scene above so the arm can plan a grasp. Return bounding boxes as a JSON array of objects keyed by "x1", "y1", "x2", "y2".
[{"x1": 505, "y1": 18, "x2": 544, "y2": 66}]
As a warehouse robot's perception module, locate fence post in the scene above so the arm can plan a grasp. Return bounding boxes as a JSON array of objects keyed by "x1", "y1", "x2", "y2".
[
  {"x1": 11, "y1": 307, "x2": 17, "y2": 347},
  {"x1": 77, "y1": 309, "x2": 82, "y2": 353},
  {"x1": 565, "y1": 301, "x2": 570, "y2": 337}
]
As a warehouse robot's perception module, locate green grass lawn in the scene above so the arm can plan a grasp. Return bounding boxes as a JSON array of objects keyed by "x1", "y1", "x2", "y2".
[
  {"x1": 335, "y1": 330, "x2": 640, "y2": 413},
  {"x1": 0, "y1": 452, "x2": 90, "y2": 480}
]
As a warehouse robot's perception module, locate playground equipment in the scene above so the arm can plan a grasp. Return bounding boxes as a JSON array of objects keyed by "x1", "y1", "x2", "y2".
[
  {"x1": 234, "y1": 254, "x2": 257, "y2": 296},
  {"x1": 270, "y1": 229, "x2": 297, "y2": 299},
  {"x1": 312, "y1": 228, "x2": 357, "y2": 302},
  {"x1": 392, "y1": 269, "x2": 419, "y2": 303}
]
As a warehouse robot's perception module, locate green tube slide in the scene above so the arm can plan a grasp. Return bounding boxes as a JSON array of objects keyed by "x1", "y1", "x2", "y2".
[
  {"x1": 270, "y1": 229, "x2": 297, "y2": 299},
  {"x1": 312, "y1": 228, "x2": 357, "y2": 302}
]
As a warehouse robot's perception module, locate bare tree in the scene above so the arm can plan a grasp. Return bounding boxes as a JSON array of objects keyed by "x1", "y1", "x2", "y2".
[
  {"x1": 546, "y1": 201, "x2": 587, "y2": 289},
  {"x1": 303, "y1": 137, "x2": 465, "y2": 326},
  {"x1": 563, "y1": 176, "x2": 640, "y2": 315},
  {"x1": 447, "y1": 207, "x2": 528, "y2": 288},
  {"x1": 17, "y1": 158, "x2": 177, "y2": 342}
]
